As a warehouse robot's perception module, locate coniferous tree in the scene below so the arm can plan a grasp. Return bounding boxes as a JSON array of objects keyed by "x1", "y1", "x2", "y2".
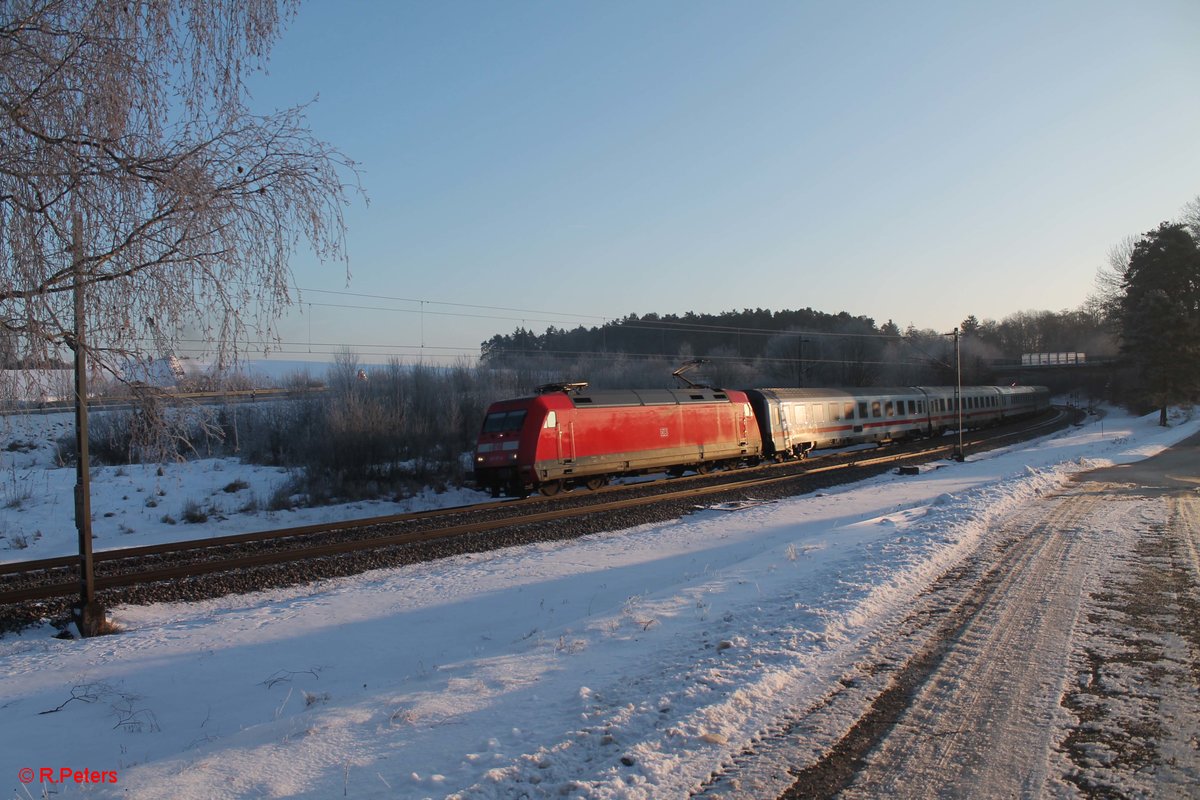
[{"x1": 1119, "y1": 222, "x2": 1200, "y2": 425}]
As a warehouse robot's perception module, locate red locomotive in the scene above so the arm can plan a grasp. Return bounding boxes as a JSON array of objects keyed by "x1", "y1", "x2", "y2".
[{"x1": 473, "y1": 382, "x2": 763, "y2": 497}]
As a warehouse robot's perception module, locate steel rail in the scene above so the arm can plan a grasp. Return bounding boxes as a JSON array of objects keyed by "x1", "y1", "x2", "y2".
[{"x1": 0, "y1": 499, "x2": 505, "y2": 578}]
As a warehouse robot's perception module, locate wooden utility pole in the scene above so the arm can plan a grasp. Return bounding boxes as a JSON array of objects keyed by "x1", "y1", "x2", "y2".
[{"x1": 71, "y1": 211, "x2": 104, "y2": 636}]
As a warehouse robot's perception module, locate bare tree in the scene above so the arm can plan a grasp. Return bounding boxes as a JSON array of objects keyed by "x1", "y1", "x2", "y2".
[
  {"x1": 0, "y1": 0, "x2": 360, "y2": 393},
  {"x1": 1182, "y1": 195, "x2": 1200, "y2": 241},
  {"x1": 1090, "y1": 234, "x2": 1139, "y2": 322}
]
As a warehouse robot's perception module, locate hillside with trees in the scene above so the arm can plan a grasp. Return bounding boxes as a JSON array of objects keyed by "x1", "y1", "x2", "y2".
[{"x1": 478, "y1": 305, "x2": 1117, "y2": 393}]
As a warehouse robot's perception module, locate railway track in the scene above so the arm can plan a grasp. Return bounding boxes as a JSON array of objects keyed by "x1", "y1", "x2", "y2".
[{"x1": 0, "y1": 408, "x2": 1073, "y2": 632}]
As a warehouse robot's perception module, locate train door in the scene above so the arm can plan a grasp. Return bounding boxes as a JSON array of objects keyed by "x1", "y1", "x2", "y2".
[
  {"x1": 779, "y1": 402, "x2": 792, "y2": 452},
  {"x1": 546, "y1": 410, "x2": 574, "y2": 464},
  {"x1": 563, "y1": 420, "x2": 575, "y2": 462}
]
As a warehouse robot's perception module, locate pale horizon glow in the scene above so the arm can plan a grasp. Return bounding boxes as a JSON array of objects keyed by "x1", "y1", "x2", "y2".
[{"x1": 236, "y1": 0, "x2": 1200, "y2": 364}]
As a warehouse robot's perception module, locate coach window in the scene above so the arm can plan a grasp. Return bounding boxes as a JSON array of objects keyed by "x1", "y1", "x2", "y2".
[
  {"x1": 885, "y1": 400, "x2": 894, "y2": 417},
  {"x1": 872, "y1": 401, "x2": 882, "y2": 418},
  {"x1": 858, "y1": 401, "x2": 868, "y2": 419},
  {"x1": 828, "y1": 402, "x2": 838, "y2": 421},
  {"x1": 844, "y1": 402, "x2": 855, "y2": 420},
  {"x1": 814, "y1": 404, "x2": 826, "y2": 423}
]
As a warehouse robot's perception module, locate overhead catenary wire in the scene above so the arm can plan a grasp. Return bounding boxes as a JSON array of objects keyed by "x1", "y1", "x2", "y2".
[{"x1": 148, "y1": 280, "x2": 951, "y2": 367}]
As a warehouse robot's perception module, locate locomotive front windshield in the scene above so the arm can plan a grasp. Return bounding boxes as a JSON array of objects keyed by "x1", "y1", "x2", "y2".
[{"x1": 482, "y1": 409, "x2": 527, "y2": 434}]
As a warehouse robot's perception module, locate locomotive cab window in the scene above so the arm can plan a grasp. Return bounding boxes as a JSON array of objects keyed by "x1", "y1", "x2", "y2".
[
  {"x1": 543, "y1": 411, "x2": 557, "y2": 429},
  {"x1": 483, "y1": 410, "x2": 527, "y2": 433}
]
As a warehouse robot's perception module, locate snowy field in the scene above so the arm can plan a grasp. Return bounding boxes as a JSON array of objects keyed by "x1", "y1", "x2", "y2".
[
  {"x1": 0, "y1": 405, "x2": 1196, "y2": 799},
  {"x1": 0, "y1": 412, "x2": 488, "y2": 563}
]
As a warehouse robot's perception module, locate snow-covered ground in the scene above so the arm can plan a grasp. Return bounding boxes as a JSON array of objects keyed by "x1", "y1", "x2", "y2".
[
  {"x1": 0, "y1": 412, "x2": 486, "y2": 562},
  {"x1": 0, "y1": 405, "x2": 1195, "y2": 799}
]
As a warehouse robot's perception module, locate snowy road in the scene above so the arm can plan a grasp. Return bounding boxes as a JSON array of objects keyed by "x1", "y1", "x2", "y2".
[{"x1": 778, "y1": 433, "x2": 1200, "y2": 799}]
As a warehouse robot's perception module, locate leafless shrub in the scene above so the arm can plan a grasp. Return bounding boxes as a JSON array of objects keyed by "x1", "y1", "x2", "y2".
[
  {"x1": 180, "y1": 498, "x2": 211, "y2": 523},
  {"x1": 261, "y1": 668, "x2": 320, "y2": 689}
]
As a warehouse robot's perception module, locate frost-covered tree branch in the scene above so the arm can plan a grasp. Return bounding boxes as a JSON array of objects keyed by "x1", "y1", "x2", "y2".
[{"x1": 0, "y1": 0, "x2": 362, "y2": 385}]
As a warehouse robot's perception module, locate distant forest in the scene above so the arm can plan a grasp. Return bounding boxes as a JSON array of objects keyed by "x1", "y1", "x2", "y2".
[{"x1": 478, "y1": 305, "x2": 1118, "y2": 394}]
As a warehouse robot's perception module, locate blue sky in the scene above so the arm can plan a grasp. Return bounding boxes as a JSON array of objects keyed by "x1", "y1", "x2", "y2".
[{"x1": 243, "y1": 0, "x2": 1200, "y2": 364}]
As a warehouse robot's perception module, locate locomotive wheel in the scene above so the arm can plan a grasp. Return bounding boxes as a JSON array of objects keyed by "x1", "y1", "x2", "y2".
[
  {"x1": 538, "y1": 480, "x2": 563, "y2": 497},
  {"x1": 584, "y1": 476, "x2": 607, "y2": 491}
]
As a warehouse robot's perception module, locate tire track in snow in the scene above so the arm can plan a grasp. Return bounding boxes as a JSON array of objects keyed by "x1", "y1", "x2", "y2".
[
  {"x1": 698, "y1": 495, "x2": 1098, "y2": 799},
  {"x1": 1055, "y1": 489, "x2": 1200, "y2": 798},
  {"x1": 829, "y1": 494, "x2": 1101, "y2": 799}
]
